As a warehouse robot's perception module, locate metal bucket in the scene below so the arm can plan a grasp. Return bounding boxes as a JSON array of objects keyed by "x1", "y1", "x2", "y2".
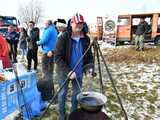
[{"x1": 77, "y1": 91, "x2": 107, "y2": 112}]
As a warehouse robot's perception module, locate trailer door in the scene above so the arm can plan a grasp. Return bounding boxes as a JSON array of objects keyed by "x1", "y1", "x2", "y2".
[{"x1": 117, "y1": 17, "x2": 131, "y2": 41}]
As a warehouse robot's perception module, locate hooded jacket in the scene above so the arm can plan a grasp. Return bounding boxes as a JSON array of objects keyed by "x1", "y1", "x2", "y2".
[
  {"x1": 37, "y1": 25, "x2": 57, "y2": 54},
  {"x1": 55, "y1": 31, "x2": 93, "y2": 74},
  {"x1": 0, "y1": 35, "x2": 11, "y2": 68}
]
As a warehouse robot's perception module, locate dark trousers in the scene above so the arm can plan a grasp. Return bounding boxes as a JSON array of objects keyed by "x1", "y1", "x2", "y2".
[
  {"x1": 9, "y1": 43, "x2": 18, "y2": 63},
  {"x1": 38, "y1": 54, "x2": 54, "y2": 101},
  {"x1": 27, "y1": 49, "x2": 38, "y2": 70}
]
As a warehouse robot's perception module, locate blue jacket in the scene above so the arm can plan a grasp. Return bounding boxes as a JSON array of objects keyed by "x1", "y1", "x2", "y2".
[
  {"x1": 38, "y1": 25, "x2": 57, "y2": 54},
  {"x1": 69, "y1": 38, "x2": 83, "y2": 78}
]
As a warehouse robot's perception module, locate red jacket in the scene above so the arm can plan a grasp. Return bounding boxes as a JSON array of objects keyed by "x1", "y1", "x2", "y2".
[{"x1": 0, "y1": 34, "x2": 11, "y2": 68}]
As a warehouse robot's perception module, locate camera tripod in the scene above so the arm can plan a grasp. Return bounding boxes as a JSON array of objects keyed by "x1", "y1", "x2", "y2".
[
  {"x1": 39, "y1": 38, "x2": 128, "y2": 120},
  {"x1": 90, "y1": 39, "x2": 128, "y2": 120}
]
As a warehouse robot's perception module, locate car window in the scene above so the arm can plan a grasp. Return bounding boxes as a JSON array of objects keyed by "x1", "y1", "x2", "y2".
[
  {"x1": 0, "y1": 17, "x2": 17, "y2": 26},
  {"x1": 117, "y1": 18, "x2": 129, "y2": 25}
]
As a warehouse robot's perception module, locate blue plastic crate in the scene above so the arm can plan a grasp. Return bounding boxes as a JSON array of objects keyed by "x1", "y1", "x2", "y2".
[
  {"x1": 21, "y1": 91, "x2": 46, "y2": 120},
  {"x1": 18, "y1": 87, "x2": 40, "y2": 106},
  {"x1": 0, "y1": 71, "x2": 39, "y2": 119}
]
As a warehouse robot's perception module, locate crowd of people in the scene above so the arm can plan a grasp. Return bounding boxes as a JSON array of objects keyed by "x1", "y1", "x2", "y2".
[
  {"x1": 0, "y1": 13, "x2": 94, "y2": 120},
  {"x1": 0, "y1": 12, "x2": 152, "y2": 120}
]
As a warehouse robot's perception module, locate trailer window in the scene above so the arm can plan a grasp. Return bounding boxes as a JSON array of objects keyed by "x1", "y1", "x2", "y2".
[
  {"x1": 157, "y1": 17, "x2": 160, "y2": 32},
  {"x1": 132, "y1": 18, "x2": 140, "y2": 25},
  {"x1": 132, "y1": 17, "x2": 151, "y2": 25},
  {"x1": 118, "y1": 18, "x2": 129, "y2": 25}
]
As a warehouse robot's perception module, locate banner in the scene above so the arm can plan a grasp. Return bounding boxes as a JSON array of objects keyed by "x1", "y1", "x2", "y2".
[{"x1": 103, "y1": 15, "x2": 118, "y2": 45}]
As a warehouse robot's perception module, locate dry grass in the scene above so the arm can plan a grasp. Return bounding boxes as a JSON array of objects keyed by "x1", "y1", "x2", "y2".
[{"x1": 102, "y1": 45, "x2": 160, "y2": 64}]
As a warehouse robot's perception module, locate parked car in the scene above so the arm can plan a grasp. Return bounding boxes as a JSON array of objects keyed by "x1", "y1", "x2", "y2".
[{"x1": 0, "y1": 16, "x2": 20, "y2": 35}]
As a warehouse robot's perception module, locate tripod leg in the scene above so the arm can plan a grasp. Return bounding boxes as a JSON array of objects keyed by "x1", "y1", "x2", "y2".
[
  {"x1": 94, "y1": 43, "x2": 104, "y2": 93},
  {"x1": 94, "y1": 41, "x2": 128, "y2": 120}
]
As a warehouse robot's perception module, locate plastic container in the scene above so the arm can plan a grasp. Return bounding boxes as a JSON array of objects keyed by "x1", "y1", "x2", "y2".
[
  {"x1": 13, "y1": 63, "x2": 27, "y2": 76},
  {"x1": 0, "y1": 70, "x2": 38, "y2": 119},
  {"x1": 21, "y1": 92, "x2": 45, "y2": 120}
]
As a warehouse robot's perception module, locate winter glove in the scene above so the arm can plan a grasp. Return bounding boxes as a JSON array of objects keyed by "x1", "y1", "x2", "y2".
[
  {"x1": 68, "y1": 71, "x2": 76, "y2": 80},
  {"x1": 47, "y1": 51, "x2": 53, "y2": 57}
]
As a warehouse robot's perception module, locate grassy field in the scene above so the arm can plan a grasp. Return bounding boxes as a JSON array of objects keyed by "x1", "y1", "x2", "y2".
[
  {"x1": 19, "y1": 44, "x2": 160, "y2": 120},
  {"x1": 103, "y1": 45, "x2": 160, "y2": 64}
]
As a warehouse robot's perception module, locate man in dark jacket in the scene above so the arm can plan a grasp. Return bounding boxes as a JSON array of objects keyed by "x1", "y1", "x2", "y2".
[
  {"x1": 55, "y1": 13, "x2": 93, "y2": 120},
  {"x1": 135, "y1": 18, "x2": 149, "y2": 51},
  {"x1": 27, "y1": 21, "x2": 39, "y2": 71},
  {"x1": 5, "y1": 25, "x2": 19, "y2": 63}
]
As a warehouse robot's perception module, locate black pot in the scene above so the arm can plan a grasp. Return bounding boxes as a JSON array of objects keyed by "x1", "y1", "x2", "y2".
[
  {"x1": 77, "y1": 91, "x2": 107, "y2": 112},
  {"x1": 68, "y1": 108, "x2": 110, "y2": 120}
]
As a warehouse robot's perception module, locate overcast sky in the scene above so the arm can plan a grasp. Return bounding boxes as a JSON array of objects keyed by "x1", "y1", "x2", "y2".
[{"x1": 0, "y1": 0, "x2": 160, "y2": 24}]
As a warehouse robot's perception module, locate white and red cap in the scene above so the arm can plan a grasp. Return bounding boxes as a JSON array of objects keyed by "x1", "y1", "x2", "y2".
[{"x1": 71, "y1": 13, "x2": 84, "y2": 24}]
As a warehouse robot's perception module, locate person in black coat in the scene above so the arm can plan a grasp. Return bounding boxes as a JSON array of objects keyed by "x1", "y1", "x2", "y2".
[
  {"x1": 5, "y1": 25, "x2": 19, "y2": 63},
  {"x1": 135, "y1": 18, "x2": 149, "y2": 51},
  {"x1": 55, "y1": 13, "x2": 93, "y2": 120},
  {"x1": 27, "y1": 21, "x2": 39, "y2": 71}
]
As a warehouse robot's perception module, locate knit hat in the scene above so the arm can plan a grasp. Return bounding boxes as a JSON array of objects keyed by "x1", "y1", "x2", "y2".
[
  {"x1": 56, "y1": 18, "x2": 67, "y2": 28},
  {"x1": 71, "y1": 13, "x2": 84, "y2": 24}
]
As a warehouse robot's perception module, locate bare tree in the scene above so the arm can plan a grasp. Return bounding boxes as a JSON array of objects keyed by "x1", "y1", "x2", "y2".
[{"x1": 17, "y1": 0, "x2": 44, "y2": 25}]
